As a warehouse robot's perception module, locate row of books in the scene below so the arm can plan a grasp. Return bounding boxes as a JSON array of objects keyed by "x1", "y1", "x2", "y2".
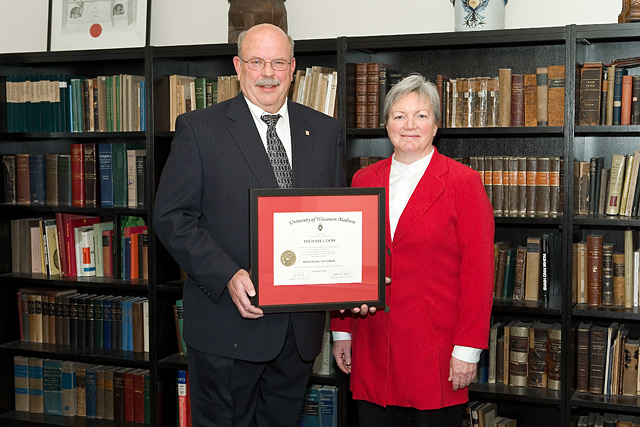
[
  {"x1": 576, "y1": 413, "x2": 640, "y2": 427},
  {"x1": 462, "y1": 401, "x2": 517, "y2": 427},
  {"x1": 437, "y1": 65, "x2": 566, "y2": 129},
  {"x1": 2, "y1": 143, "x2": 146, "y2": 208},
  {"x1": 574, "y1": 152, "x2": 640, "y2": 217},
  {"x1": 292, "y1": 66, "x2": 338, "y2": 118},
  {"x1": 18, "y1": 288, "x2": 149, "y2": 353},
  {"x1": 576, "y1": 322, "x2": 640, "y2": 397},
  {"x1": 5, "y1": 74, "x2": 146, "y2": 133},
  {"x1": 167, "y1": 74, "x2": 222, "y2": 132},
  {"x1": 296, "y1": 384, "x2": 338, "y2": 427},
  {"x1": 573, "y1": 232, "x2": 639, "y2": 308},
  {"x1": 14, "y1": 356, "x2": 149, "y2": 423},
  {"x1": 10, "y1": 214, "x2": 147, "y2": 279},
  {"x1": 467, "y1": 156, "x2": 563, "y2": 218},
  {"x1": 480, "y1": 320, "x2": 561, "y2": 391},
  {"x1": 346, "y1": 62, "x2": 402, "y2": 129},
  {"x1": 493, "y1": 234, "x2": 557, "y2": 302},
  {"x1": 577, "y1": 62, "x2": 640, "y2": 126}
]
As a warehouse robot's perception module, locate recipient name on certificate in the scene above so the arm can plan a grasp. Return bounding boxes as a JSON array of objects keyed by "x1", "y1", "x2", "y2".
[{"x1": 273, "y1": 212, "x2": 362, "y2": 286}]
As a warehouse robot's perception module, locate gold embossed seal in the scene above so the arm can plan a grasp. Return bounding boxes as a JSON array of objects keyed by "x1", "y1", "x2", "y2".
[{"x1": 280, "y1": 250, "x2": 296, "y2": 267}]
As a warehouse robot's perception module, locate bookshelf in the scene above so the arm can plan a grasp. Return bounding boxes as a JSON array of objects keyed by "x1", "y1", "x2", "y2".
[{"x1": 1, "y1": 21, "x2": 640, "y2": 427}]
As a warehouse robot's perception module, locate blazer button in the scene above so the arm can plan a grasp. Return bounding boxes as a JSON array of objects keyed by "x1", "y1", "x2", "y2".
[{"x1": 387, "y1": 248, "x2": 391, "y2": 256}]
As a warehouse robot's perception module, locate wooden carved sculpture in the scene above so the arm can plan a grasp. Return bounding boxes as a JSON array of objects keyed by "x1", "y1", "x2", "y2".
[{"x1": 228, "y1": 0, "x2": 288, "y2": 43}]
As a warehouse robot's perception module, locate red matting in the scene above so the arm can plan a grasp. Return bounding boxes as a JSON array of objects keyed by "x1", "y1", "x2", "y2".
[{"x1": 256, "y1": 193, "x2": 381, "y2": 309}]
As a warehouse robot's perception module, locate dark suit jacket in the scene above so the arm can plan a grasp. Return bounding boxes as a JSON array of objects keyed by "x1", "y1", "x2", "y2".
[{"x1": 154, "y1": 94, "x2": 346, "y2": 362}]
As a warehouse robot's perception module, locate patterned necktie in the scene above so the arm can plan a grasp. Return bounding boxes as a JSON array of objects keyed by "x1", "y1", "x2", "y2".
[{"x1": 261, "y1": 114, "x2": 292, "y2": 189}]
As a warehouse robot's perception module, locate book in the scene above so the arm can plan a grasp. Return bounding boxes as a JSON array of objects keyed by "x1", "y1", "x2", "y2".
[
  {"x1": 589, "y1": 324, "x2": 608, "y2": 394},
  {"x1": 126, "y1": 149, "x2": 145, "y2": 207},
  {"x1": 536, "y1": 66, "x2": 549, "y2": 126},
  {"x1": 547, "y1": 65, "x2": 566, "y2": 126},
  {"x1": 586, "y1": 233, "x2": 604, "y2": 306},
  {"x1": 621, "y1": 74, "x2": 633, "y2": 125},
  {"x1": 44, "y1": 153, "x2": 59, "y2": 206},
  {"x1": 524, "y1": 73, "x2": 538, "y2": 127},
  {"x1": 177, "y1": 369, "x2": 188, "y2": 427},
  {"x1": 576, "y1": 321, "x2": 592, "y2": 392},
  {"x1": 509, "y1": 321, "x2": 530, "y2": 387},
  {"x1": 625, "y1": 229, "x2": 634, "y2": 309},
  {"x1": 61, "y1": 360, "x2": 76, "y2": 416},
  {"x1": 28, "y1": 153, "x2": 45, "y2": 206},
  {"x1": 28, "y1": 357, "x2": 44, "y2": 413},
  {"x1": 510, "y1": 74, "x2": 525, "y2": 126},
  {"x1": 525, "y1": 236, "x2": 542, "y2": 301},
  {"x1": 70, "y1": 143, "x2": 85, "y2": 207},
  {"x1": 2, "y1": 154, "x2": 17, "y2": 204},
  {"x1": 613, "y1": 251, "x2": 626, "y2": 307},
  {"x1": 547, "y1": 323, "x2": 562, "y2": 391},
  {"x1": 528, "y1": 321, "x2": 552, "y2": 388},
  {"x1": 97, "y1": 143, "x2": 114, "y2": 207},
  {"x1": 498, "y1": 68, "x2": 512, "y2": 127},
  {"x1": 57, "y1": 154, "x2": 72, "y2": 206},
  {"x1": 606, "y1": 154, "x2": 626, "y2": 215},
  {"x1": 578, "y1": 62, "x2": 603, "y2": 125},
  {"x1": 43, "y1": 359, "x2": 63, "y2": 415},
  {"x1": 602, "y1": 243, "x2": 615, "y2": 306},
  {"x1": 14, "y1": 355, "x2": 29, "y2": 412}
]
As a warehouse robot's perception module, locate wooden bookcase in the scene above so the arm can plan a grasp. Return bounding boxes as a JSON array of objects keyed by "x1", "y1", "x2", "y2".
[{"x1": 1, "y1": 21, "x2": 640, "y2": 427}]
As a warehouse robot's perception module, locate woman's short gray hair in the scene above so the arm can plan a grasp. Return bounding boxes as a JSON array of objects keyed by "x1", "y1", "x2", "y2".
[{"x1": 383, "y1": 73, "x2": 441, "y2": 126}]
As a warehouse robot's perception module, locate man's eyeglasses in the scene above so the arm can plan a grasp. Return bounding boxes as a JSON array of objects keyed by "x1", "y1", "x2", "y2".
[{"x1": 239, "y1": 57, "x2": 291, "y2": 71}]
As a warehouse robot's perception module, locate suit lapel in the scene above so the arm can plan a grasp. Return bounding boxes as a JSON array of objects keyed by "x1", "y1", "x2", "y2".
[
  {"x1": 288, "y1": 100, "x2": 313, "y2": 187},
  {"x1": 393, "y1": 149, "x2": 447, "y2": 244},
  {"x1": 227, "y1": 94, "x2": 278, "y2": 188},
  {"x1": 372, "y1": 158, "x2": 393, "y2": 252}
]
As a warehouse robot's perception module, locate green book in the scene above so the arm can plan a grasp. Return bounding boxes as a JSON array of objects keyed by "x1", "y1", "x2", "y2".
[
  {"x1": 115, "y1": 74, "x2": 122, "y2": 131},
  {"x1": 112, "y1": 144, "x2": 128, "y2": 207},
  {"x1": 502, "y1": 247, "x2": 517, "y2": 298},
  {"x1": 194, "y1": 77, "x2": 212, "y2": 110}
]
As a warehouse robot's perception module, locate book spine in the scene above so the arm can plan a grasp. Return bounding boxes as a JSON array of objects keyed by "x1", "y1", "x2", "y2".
[
  {"x1": 536, "y1": 67, "x2": 549, "y2": 126},
  {"x1": 510, "y1": 74, "x2": 525, "y2": 127},
  {"x1": 586, "y1": 234, "x2": 603, "y2": 306}
]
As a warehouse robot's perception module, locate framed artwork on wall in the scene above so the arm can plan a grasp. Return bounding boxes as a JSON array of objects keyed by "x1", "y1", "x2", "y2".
[{"x1": 49, "y1": 0, "x2": 148, "y2": 51}]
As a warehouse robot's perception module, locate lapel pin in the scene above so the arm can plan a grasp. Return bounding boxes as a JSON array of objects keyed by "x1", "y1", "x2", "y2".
[{"x1": 305, "y1": 130, "x2": 310, "y2": 135}]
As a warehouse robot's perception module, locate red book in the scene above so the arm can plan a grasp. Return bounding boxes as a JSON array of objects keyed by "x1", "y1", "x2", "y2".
[
  {"x1": 123, "y1": 369, "x2": 139, "y2": 422},
  {"x1": 70, "y1": 143, "x2": 85, "y2": 207},
  {"x1": 63, "y1": 214, "x2": 99, "y2": 277},
  {"x1": 54, "y1": 213, "x2": 69, "y2": 277},
  {"x1": 130, "y1": 232, "x2": 141, "y2": 280},
  {"x1": 102, "y1": 229, "x2": 114, "y2": 278},
  {"x1": 134, "y1": 370, "x2": 146, "y2": 424},
  {"x1": 123, "y1": 226, "x2": 147, "y2": 280}
]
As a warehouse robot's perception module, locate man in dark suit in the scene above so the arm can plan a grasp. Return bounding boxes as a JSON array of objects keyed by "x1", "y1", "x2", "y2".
[{"x1": 154, "y1": 23, "x2": 345, "y2": 427}]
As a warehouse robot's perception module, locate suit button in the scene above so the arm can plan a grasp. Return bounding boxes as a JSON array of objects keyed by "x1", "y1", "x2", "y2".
[{"x1": 387, "y1": 248, "x2": 391, "y2": 256}]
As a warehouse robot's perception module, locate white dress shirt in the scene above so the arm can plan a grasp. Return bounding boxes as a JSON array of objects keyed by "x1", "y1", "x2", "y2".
[
  {"x1": 244, "y1": 96, "x2": 292, "y2": 166},
  {"x1": 333, "y1": 149, "x2": 482, "y2": 364}
]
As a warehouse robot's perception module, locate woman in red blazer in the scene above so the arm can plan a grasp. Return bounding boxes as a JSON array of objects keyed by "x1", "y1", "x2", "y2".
[{"x1": 331, "y1": 74, "x2": 495, "y2": 427}]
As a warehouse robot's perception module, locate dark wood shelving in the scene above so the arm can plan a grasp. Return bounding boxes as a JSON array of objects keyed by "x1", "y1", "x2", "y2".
[
  {"x1": 573, "y1": 304, "x2": 640, "y2": 321},
  {"x1": 0, "y1": 411, "x2": 139, "y2": 427},
  {"x1": 469, "y1": 383, "x2": 561, "y2": 406},
  {"x1": 572, "y1": 392, "x2": 640, "y2": 414},
  {"x1": 0, "y1": 273, "x2": 148, "y2": 290},
  {"x1": 492, "y1": 296, "x2": 562, "y2": 317}
]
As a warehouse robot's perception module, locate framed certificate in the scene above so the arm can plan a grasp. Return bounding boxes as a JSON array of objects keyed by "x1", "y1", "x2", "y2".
[{"x1": 250, "y1": 187, "x2": 385, "y2": 313}]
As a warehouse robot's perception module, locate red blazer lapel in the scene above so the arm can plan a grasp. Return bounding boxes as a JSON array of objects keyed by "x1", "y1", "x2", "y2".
[{"x1": 393, "y1": 148, "x2": 447, "y2": 244}]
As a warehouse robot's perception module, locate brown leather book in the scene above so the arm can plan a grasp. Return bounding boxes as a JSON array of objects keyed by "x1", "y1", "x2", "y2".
[
  {"x1": 491, "y1": 156, "x2": 504, "y2": 216},
  {"x1": 602, "y1": 243, "x2": 615, "y2": 306},
  {"x1": 512, "y1": 246, "x2": 527, "y2": 301},
  {"x1": 578, "y1": 62, "x2": 603, "y2": 126},
  {"x1": 549, "y1": 157, "x2": 561, "y2": 216},
  {"x1": 547, "y1": 65, "x2": 566, "y2": 126},
  {"x1": 510, "y1": 74, "x2": 525, "y2": 127},
  {"x1": 528, "y1": 321, "x2": 552, "y2": 388},
  {"x1": 621, "y1": 74, "x2": 634, "y2": 125},
  {"x1": 508, "y1": 321, "x2": 531, "y2": 387},
  {"x1": 456, "y1": 78, "x2": 467, "y2": 128},
  {"x1": 436, "y1": 74, "x2": 449, "y2": 128},
  {"x1": 525, "y1": 157, "x2": 538, "y2": 217},
  {"x1": 588, "y1": 324, "x2": 608, "y2": 394},
  {"x1": 525, "y1": 236, "x2": 541, "y2": 301},
  {"x1": 536, "y1": 67, "x2": 549, "y2": 126},
  {"x1": 498, "y1": 68, "x2": 512, "y2": 127},
  {"x1": 586, "y1": 234, "x2": 604, "y2": 306},
  {"x1": 355, "y1": 63, "x2": 367, "y2": 129},
  {"x1": 622, "y1": 339, "x2": 639, "y2": 396},
  {"x1": 113, "y1": 367, "x2": 133, "y2": 421},
  {"x1": 482, "y1": 156, "x2": 493, "y2": 206},
  {"x1": 507, "y1": 157, "x2": 519, "y2": 216},
  {"x1": 524, "y1": 73, "x2": 538, "y2": 127},
  {"x1": 132, "y1": 299, "x2": 144, "y2": 353},
  {"x1": 576, "y1": 321, "x2": 592, "y2": 392},
  {"x1": 535, "y1": 157, "x2": 550, "y2": 216},
  {"x1": 547, "y1": 323, "x2": 562, "y2": 390},
  {"x1": 600, "y1": 74, "x2": 609, "y2": 125},
  {"x1": 16, "y1": 153, "x2": 30, "y2": 206},
  {"x1": 366, "y1": 63, "x2": 381, "y2": 129},
  {"x1": 134, "y1": 370, "x2": 147, "y2": 423},
  {"x1": 517, "y1": 157, "x2": 527, "y2": 216},
  {"x1": 613, "y1": 251, "x2": 626, "y2": 306}
]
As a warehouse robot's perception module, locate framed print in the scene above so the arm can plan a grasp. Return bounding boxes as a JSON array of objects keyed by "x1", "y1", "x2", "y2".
[
  {"x1": 49, "y1": 0, "x2": 148, "y2": 51},
  {"x1": 250, "y1": 187, "x2": 385, "y2": 313}
]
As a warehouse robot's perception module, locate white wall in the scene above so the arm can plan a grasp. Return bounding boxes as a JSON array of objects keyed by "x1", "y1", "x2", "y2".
[{"x1": 0, "y1": 0, "x2": 624, "y2": 53}]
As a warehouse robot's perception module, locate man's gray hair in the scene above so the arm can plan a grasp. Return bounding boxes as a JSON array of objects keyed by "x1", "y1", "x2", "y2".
[
  {"x1": 237, "y1": 28, "x2": 295, "y2": 59},
  {"x1": 383, "y1": 73, "x2": 441, "y2": 126}
]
